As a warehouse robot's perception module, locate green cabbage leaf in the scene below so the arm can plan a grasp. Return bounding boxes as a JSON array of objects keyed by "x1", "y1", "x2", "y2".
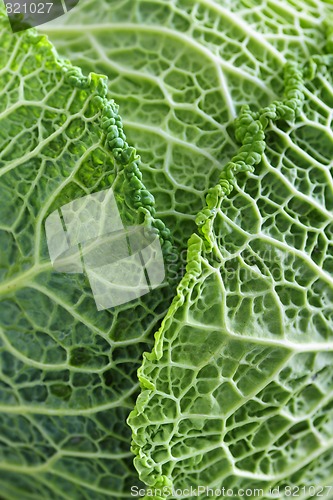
[
  {"x1": 0, "y1": 9, "x2": 175, "y2": 499},
  {"x1": 0, "y1": 0, "x2": 332, "y2": 498},
  {"x1": 128, "y1": 29, "x2": 333, "y2": 500},
  {"x1": 45, "y1": 0, "x2": 333, "y2": 251}
]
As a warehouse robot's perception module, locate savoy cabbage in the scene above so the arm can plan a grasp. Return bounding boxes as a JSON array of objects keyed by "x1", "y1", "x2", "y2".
[{"x1": 0, "y1": 0, "x2": 333, "y2": 499}]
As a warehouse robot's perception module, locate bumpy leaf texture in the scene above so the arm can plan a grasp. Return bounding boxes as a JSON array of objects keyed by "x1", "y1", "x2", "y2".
[
  {"x1": 44, "y1": 1, "x2": 333, "y2": 498},
  {"x1": 128, "y1": 68, "x2": 333, "y2": 495},
  {"x1": 127, "y1": 16, "x2": 333, "y2": 500},
  {"x1": 45, "y1": 0, "x2": 333, "y2": 251},
  {"x1": 0, "y1": 0, "x2": 332, "y2": 499},
  {"x1": 0, "y1": 8, "x2": 175, "y2": 499}
]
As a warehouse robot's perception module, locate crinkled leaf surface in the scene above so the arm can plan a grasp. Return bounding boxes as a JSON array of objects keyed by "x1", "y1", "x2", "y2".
[
  {"x1": 128, "y1": 44, "x2": 333, "y2": 500},
  {"x1": 44, "y1": 0, "x2": 333, "y2": 250},
  {"x1": 45, "y1": 1, "x2": 333, "y2": 496},
  {"x1": 1, "y1": 0, "x2": 333, "y2": 499},
  {"x1": 0, "y1": 11, "x2": 175, "y2": 500}
]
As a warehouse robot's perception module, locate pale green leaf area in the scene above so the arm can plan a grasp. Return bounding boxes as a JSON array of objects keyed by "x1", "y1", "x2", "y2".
[
  {"x1": 44, "y1": 0, "x2": 333, "y2": 249},
  {"x1": 0, "y1": 0, "x2": 332, "y2": 499},
  {"x1": 127, "y1": 20, "x2": 333, "y2": 500},
  {"x1": 0, "y1": 9, "x2": 176, "y2": 500},
  {"x1": 44, "y1": 1, "x2": 333, "y2": 498}
]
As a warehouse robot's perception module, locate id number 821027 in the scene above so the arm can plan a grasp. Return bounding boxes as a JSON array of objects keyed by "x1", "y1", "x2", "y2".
[{"x1": 5, "y1": 3, "x2": 54, "y2": 14}]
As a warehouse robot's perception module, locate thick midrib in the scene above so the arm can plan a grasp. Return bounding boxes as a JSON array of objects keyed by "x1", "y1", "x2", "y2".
[
  {"x1": 234, "y1": 436, "x2": 333, "y2": 483},
  {"x1": 44, "y1": 23, "x2": 279, "y2": 99},
  {"x1": 179, "y1": 318, "x2": 333, "y2": 351},
  {"x1": 84, "y1": 25, "x2": 274, "y2": 93},
  {"x1": 266, "y1": 0, "x2": 326, "y2": 21},
  {"x1": 0, "y1": 262, "x2": 53, "y2": 296},
  {"x1": 44, "y1": 0, "x2": 285, "y2": 67}
]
